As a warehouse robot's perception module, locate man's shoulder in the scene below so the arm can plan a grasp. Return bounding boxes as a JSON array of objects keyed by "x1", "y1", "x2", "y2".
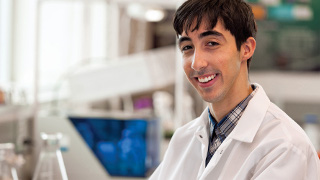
[
  {"x1": 265, "y1": 103, "x2": 303, "y2": 134},
  {"x1": 267, "y1": 103, "x2": 293, "y2": 121},
  {"x1": 259, "y1": 102, "x2": 312, "y2": 150}
]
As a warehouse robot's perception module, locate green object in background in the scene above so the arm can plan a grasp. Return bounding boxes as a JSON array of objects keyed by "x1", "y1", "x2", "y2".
[
  {"x1": 268, "y1": 4, "x2": 295, "y2": 21},
  {"x1": 248, "y1": 0, "x2": 320, "y2": 71},
  {"x1": 246, "y1": 0, "x2": 259, "y2": 3}
]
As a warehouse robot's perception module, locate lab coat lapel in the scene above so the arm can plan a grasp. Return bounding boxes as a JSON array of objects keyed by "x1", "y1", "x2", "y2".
[
  {"x1": 199, "y1": 84, "x2": 271, "y2": 179},
  {"x1": 191, "y1": 110, "x2": 210, "y2": 179},
  {"x1": 194, "y1": 126, "x2": 209, "y2": 179},
  {"x1": 228, "y1": 83, "x2": 271, "y2": 143},
  {"x1": 200, "y1": 138, "x2": 234, "y2": 179}
]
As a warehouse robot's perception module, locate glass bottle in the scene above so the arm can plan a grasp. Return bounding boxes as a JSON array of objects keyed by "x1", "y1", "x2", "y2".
[
  {"x1": 33, "y1": 133, "x2": 68, "y2": 180},
  {"x1": 0, "y1": 143, "x2": 19, "y2": 180},
  {"x1": 304, "y1": 114, "x2": 320, "y2": 151}
]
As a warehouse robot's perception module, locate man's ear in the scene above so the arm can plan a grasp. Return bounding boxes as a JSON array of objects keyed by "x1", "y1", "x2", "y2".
[{"x1": 241, "y1": 37, "x2": 256, "y2": 62}]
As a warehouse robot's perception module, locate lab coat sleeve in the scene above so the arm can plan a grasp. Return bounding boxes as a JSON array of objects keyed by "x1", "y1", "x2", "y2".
[{"x1": 252, "y1": 142, "x2": 320, "y2": 180}]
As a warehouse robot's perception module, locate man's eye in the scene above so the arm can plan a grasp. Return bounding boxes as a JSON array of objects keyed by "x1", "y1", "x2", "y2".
[
  {"x1": 181, "y1": 45, "x2": 193, "y2": 52},
  {"x1": 207, "y1": 42, "x2": 219, "y2": 46}
]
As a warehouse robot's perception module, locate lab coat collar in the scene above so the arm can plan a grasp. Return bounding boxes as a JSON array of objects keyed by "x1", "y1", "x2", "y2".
[
  {"x1": 228, "y1": 83, "x2": 271, "y2": 143},
  {"x1": 192, "y1": 110, "x2": 210, "y2": 165},
  {"x1": 189, "y1": 109, "x2": 210, "y2": 144},
  {"x1": 188, "y1": 109, "x2": 209, "y2": 131},
  {"x1": 190, "y1": 83, "x2": 270, "y2": 144}
]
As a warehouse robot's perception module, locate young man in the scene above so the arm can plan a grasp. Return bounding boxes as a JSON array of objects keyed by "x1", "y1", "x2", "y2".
[{"x1": 149, "y1": 0, "x2": 320, "y2": 179}]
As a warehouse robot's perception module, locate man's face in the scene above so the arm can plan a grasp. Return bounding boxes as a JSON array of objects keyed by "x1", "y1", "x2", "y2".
[{"x1": 179, "y1": 19, "x2": 246, "y2": 103}]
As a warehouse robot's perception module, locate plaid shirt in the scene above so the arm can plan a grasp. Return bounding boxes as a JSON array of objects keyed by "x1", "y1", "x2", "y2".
[{"x1": 205, "y1": 85, "x2": 258, "y2": 167}]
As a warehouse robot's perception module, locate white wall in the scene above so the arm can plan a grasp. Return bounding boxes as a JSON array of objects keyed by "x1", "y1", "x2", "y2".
[{"x1": 0, "y1": 0, "x2": 13, "y2": 85}]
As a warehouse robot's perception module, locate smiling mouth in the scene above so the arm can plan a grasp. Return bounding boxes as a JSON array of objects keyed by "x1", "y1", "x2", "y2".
[{"x1": 197, "y1": 74, "x2": 217, "y2": 83}]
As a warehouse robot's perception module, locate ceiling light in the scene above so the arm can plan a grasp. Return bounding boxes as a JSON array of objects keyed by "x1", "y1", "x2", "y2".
[
  {"x1": 126, "y1": 3, "x2": 166, "y2": 22},
  {"x1": 145, "y1": 9, "x2": 165, "y2": 22}
]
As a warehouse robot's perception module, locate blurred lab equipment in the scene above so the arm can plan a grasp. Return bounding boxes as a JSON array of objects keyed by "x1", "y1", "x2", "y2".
[
  {"x1": 0, "y1": 143, "x2": 19, "y2": 180},
  {"x1": 68, "y1": 111, "x2": 160, "y2": 177},
  {"x1": 68, "y1": 46, "x2": 175, "y2": 103},
  {"x1": 0, "y1": 89, "x2": 5, "y2": 105},
  {"x1": 153, "y1": 91, "x2": 174, "y2": 135},
  {"x1": 0, "y1": 85, "x2": 34, "y2": 180},
  {"x1": 33, "y1": 133, "x2": 68, "y2": 180},
  {"x1": 304, "y1": 114, "x2": 320, "y2": 152}
]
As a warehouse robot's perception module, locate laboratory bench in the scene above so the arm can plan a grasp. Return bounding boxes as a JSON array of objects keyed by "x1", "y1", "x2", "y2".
[
  {"x1": 0, "y1": 104, "x2": 166, "y2": 180},
  {"x1": 37, "y1": 113, "x2": 167, "y2": 180}
]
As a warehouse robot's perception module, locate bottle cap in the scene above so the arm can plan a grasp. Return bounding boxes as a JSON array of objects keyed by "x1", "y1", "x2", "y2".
[
  {"x1": 41, "y1": 132, "x2": 63, "y2": 147},
  {"x1": 305, "y1": 114, "x2": 318, "y2": 124}
]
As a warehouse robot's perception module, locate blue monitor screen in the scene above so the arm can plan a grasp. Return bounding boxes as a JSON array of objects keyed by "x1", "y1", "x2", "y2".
[{"x1": 69, "y1": 116, "x2": 159, "y2": 177}]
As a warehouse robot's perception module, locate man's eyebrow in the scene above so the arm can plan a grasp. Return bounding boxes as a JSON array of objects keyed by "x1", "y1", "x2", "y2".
[
  {"x1": 178, "y1": 36, "x2": 191, "y2": 45},
  {"x1": 199, "y1": 30, "x2": 224, "y2": 39},
  {"x1": 178, "y1": 30, "x2": 224, "y2": 45}
]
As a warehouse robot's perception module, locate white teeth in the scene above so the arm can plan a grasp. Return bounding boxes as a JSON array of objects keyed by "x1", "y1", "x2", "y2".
[{"x1": 198, "y1": 74, "x2": 216, "y2": 83}]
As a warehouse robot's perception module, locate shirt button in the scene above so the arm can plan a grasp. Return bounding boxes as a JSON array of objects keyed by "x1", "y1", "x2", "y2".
[
  {"x1": 220, "y1": 150, "x2": 223, "y2": 154},
  {"x1": 199, "y1": 135, "x2": 203, "y2": 138}
]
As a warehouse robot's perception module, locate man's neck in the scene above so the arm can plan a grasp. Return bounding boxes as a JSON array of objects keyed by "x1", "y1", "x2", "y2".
[{"x1": 208, "y1": 83, "x2": 253, "y2": 122}]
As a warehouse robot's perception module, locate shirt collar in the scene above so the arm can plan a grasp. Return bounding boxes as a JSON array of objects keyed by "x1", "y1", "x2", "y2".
[{"x1": 208, "y1": 85, "x2": 258, "y2": 139}]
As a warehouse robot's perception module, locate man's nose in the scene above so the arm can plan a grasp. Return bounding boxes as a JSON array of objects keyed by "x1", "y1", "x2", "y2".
[{"x1": 191, "y1": 49, "x2": 208, "y2": 71}]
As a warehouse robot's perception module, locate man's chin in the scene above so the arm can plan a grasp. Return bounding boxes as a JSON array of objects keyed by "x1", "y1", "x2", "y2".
[
  {"x1": 198, "y1": 90, "x2": 226, "y2": 104},
  {"x1": 200, "y1": 95, "x2": 220, "y2": 103}
]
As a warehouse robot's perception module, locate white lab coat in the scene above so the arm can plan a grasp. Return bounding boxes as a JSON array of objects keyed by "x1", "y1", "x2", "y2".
[{"x1": 150, "y1": 84, "x2": 320, "y2": 180}]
